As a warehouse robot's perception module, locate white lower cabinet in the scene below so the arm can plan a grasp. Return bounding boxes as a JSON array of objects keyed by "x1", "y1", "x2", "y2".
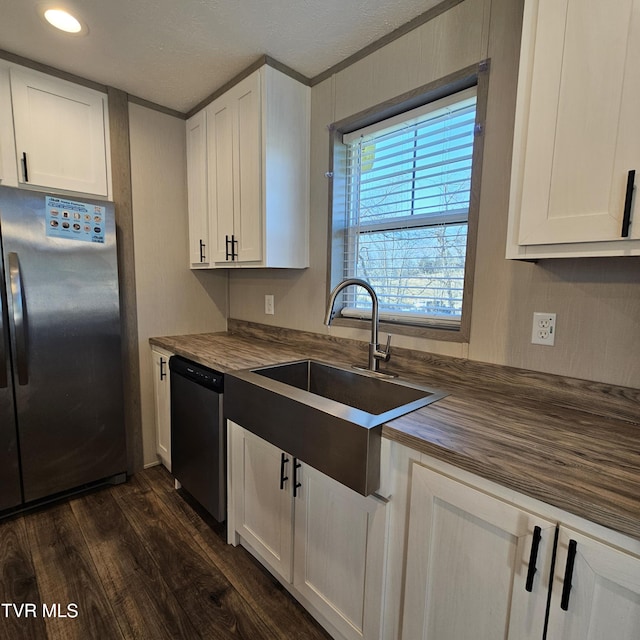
[
  {"x1": 228, "y1": 428, "x2": 640, "y2": 640},
  {"x1": 229, "y1": 423, "x2": 293, "y2": 580},
  {"x1": 400, "y1": 456, "x2": 640, "y2": 640},
  {"x1": 402, "y1": 463, "x2": 555, "y2": 640},
  {"x1": 151, "y1": 347, "x2": 172, "y2": 470},
  {"x1": 293, "y1": 464, "x2": 387, "y2": 640},
  {"x1": 228, "y1": 422, "x2": 388, "y2": 640},
  {"x1": 546, "y1": 526, "x2": 640, "y2": 639}
]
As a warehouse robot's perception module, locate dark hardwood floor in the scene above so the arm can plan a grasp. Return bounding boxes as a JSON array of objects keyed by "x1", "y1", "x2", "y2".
[{"x1": 0, "y1": 466, "x2": 332, "y2": 640}]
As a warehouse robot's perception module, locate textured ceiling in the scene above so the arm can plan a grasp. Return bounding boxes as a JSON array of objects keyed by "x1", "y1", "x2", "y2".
[{"x1": 0, "y1": 0, "x2": 441, "y2": 113}]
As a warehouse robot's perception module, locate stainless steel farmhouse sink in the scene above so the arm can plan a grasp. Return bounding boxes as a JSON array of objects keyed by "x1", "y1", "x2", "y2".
[{"x1": 225, "y1": 360, "x2": 446, "y2": 496}]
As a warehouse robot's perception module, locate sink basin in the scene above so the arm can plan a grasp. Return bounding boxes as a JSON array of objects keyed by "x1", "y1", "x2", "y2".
[
  {"x1": 225, "y1": 360, "x2": 446, "y2": 495},
  {"x1": 253, "y1": 359, "x2": 442, "y2": 419}
]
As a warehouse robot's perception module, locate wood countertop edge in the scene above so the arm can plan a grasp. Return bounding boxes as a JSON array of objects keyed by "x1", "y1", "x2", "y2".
[
  {"x1": 149, "y1": 331, "x2": 640, "y2": 542},
  {"x1": 381, "y1": 424, "x2": 640, "y2": 542}
]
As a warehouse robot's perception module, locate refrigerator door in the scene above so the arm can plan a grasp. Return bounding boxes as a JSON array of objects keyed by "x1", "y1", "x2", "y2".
[
  {"x1": 0, "y1": 186, "x2": 126, "y2": 503},
  {"x1": 0, "y1": 240, "x2": 22, "y2": 511}
]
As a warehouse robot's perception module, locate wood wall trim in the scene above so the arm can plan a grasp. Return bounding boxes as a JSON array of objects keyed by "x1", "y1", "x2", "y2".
[
  {"x1": 263, "y1": 55, "x2": 311, "y2": 87},
  {"x1": 108, "y1": 87, "x2": 144, "y2": 474},
  {"x1": 127, "y1": 95, "x2": 185, "y2": 120},
  {"x1": 184, "y1": 55, "x2": 311, "y2": 119},
  {"x1": 0, "y1": 48, "x2": 108, "y2": 92},
  {"x1": 185, "y1": 55, "x2": 268, "y2": 118},
  {"x1": 1, "y1": 0, "x2": 464, "y2": 118},
  {"x1": 332, "y1": 62, "x2": 480, "y2": 133},
  {"x1": 458, "y1": 59, "x2": 490, "y2": 342},
  {"x1": 0, "y1": 48, "x2": 186, "y2": 119},
  {"x1": 309, "y1": 0, "x2": 467, "y2": 86}
]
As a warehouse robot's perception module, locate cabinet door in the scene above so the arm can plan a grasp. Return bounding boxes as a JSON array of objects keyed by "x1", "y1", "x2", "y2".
[
  {"x1": 0, "y1": 66, "x2": 17, "y2": 187},
  {"x1": 546, "y1": 526, "x2": 640, "y2": 639},
  {"x1": 233, "y1": 72, "x2": 262, "y2": 263},
  {"x1": 151, "y1": 349, "x2": 171, "y2": 470},
  {"x1": 230, "y1": 424, "x2": 293, "y2": 581},
  {"x1": 186, "y1": 110, "x2": 209, "y2": 267},
  {"x1": 293, "y1": 464, "x2": 387, "y2": 640},
  {"x1": 402, "y1": 463, "x2": 555, "y2": 640},
  {"x1": 516, "y1": 0, "x2": 640, "y2": 245},
  {"x1": 10, "y1": 67, "x2": 108, "y2": 196},
  {"x1": 207, "y1": 97, "x2": 236, "y2": 264}
]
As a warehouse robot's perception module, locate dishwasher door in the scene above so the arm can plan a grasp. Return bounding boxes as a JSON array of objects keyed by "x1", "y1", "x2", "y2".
[{"x1": 169, "y1": 356, "x2": 225, "y2": 522}]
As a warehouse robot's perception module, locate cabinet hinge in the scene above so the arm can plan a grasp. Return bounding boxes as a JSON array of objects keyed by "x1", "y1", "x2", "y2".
[{"x1": 474, "y1": 123, "x2": 485, "y2": 136}]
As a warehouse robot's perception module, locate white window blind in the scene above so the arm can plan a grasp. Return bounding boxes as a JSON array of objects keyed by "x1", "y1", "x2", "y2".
[{"x1": 340, "y1": 88, "x2": 477, "y2": 327}]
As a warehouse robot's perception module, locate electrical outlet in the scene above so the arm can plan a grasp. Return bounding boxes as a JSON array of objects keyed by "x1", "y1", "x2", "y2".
[
  {"x1": 531, "y1": 312, "x2": 556, "y2": 346},
  {"x1": 265, "y1": 294, "x2": 274, "y2": 315}
]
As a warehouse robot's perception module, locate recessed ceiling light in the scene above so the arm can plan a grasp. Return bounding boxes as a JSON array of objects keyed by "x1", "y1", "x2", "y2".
[{"x1": 43, "y1": 8, "x2": 83, "y2": 34}]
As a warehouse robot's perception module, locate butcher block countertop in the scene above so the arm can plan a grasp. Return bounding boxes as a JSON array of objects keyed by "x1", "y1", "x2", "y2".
[{"x1": 151, "y1": 320, "x2": 640, "y2": 541}]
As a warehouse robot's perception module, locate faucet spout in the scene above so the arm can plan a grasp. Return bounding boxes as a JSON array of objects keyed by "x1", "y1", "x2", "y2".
[{"x1": 324, "y1": 278, "x2": 390, "y2": 372}]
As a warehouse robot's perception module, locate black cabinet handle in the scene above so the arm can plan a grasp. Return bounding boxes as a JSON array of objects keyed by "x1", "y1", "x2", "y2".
[
  {"x1": 621, "y1": 169, "x2": 635, "y2": 238},
  {"x1": 21, "y1": 152, "x2": 29, "y2": 182},
  {"x1": 279, "y1": 453, "x2": 289, "y2": 490},
  {"x1": 224, "y1": 235, "x2": 239, "y2": 261},
  {"x1": 293, "y1": 458, "x2": 302, "y2": 497},
  {"x1": 560, "y1": 539, "x2": 577, "y2": 611},
  {"x1": 159, "y1": 357, "x2": 166, "y2": 380},
  {"x1": 199, "y1": 239, "x2": 206, "y2": 262},
  {"x1": 525, "y1": 526, "x2": 542, "y2": 592}
]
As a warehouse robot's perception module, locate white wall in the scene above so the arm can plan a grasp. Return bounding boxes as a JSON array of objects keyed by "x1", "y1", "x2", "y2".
[
  {"x1": 129, "y1": 103, "x2": 228, "y2": 467},
  {"x1": 228, "y1": 0, "x2": 640, "y2": 389}
]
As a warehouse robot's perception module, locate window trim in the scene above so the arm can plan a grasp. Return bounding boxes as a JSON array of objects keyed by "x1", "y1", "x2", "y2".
[{"x1": 326, "y1": 61, "x2": 489, "y2": 343}]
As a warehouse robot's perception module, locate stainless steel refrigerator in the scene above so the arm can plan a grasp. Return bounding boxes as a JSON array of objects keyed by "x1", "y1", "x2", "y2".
[{"x1": 0, "y1": 185, "x2": 126, "y2": 512}]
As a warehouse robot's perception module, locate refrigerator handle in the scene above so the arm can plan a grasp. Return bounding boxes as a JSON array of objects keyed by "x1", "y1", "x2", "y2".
[
  {"x1": 0, "y1": 260, "x2": 7, "y2": 389},
  {"x1": 8, "y1": 252, "x2": 28, "y2": 385}
]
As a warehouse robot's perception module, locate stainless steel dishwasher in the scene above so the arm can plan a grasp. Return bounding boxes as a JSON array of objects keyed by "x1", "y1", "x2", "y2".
[{"x1": 169, "y1": 356, "x2": 225, "y2": 522}]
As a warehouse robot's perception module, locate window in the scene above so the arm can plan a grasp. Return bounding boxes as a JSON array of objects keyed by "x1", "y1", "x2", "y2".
[{"x1": 328, "y1": 67, "x2": 486, "y2": 339}]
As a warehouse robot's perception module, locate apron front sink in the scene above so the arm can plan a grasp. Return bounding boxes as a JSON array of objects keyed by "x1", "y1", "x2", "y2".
[{"x1": 225, "y1": 360, "x2": 446, "y2": 495}]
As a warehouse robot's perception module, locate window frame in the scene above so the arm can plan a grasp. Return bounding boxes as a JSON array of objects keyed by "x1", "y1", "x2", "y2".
[{"x1": 326, "y1": 61, "x2": 489, "y2": 342}]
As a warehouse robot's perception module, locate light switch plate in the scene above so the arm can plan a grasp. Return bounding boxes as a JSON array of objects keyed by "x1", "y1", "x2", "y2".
[{"x1": 265, "y1": 294, "x2": 274, "y2": 315}]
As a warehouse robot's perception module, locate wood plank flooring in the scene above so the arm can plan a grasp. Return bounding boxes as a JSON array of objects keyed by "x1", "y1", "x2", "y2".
[{"x1": 0, "y1": 466, "x2": 332, "y2": 640}]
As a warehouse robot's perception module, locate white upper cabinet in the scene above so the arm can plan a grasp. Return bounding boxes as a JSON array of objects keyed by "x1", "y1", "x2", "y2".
[
  {"x1": 9, "y1": 66, "x2": 110, "y2": 197},
  {"x1": 507, "y1": 0, "x2": 640, "y2": 258},
  {"x1": 186, "y1": 109, "x2": 209, "y2": 266},
  {"x1": 207, "y1": 73, "x2": 262, "y2": 264},
  {"x1": 0, "y1": 67, "x2": 16, "y2": 187},
  {"x1": 186, "y1": 64, "x2": 310, "y2": 269}
]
